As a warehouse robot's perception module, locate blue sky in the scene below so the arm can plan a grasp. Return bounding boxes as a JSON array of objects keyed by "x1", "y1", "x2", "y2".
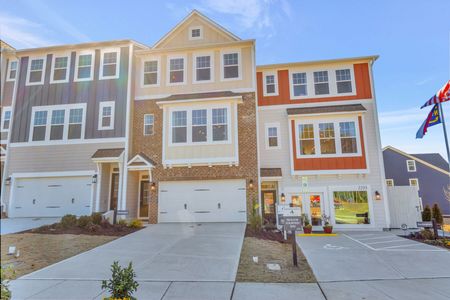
[{"x1": 1, "y1": 0, "x2": 450, "y2": 157}]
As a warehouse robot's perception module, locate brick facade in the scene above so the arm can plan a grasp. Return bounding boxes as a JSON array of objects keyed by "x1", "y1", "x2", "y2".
[{"x1": 128, "y1": 92, "x2": 259, "y2": 223}]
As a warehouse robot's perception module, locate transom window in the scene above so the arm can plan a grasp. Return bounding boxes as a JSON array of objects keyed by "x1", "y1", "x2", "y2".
[
  {"x1": 1, "y1": 108, "x2": 12, "y2": 131},
  {"x1": 195, "y1": 55, "x2": 211, "y2": 82},
  {"x1": 264, "y1": 74, "x2": 278, "y2": 95},
  {"x1": 76, "y1": 52, "x2": 94, "y2": 81},
  {"x1": 27, "y1": 58, "x2": 45, "y2": 85},
  {"x1": 266, "y1": 123, "x2": 280, "y2": 149},
  {"x1": 51, "y1": 55, "x2": 69, "y2": 83},
  {"x1": 144, "y1": 114, "x2": 154, "y2": 135},
  {"x1": 169, "y1": 57, "x2": 185, "y2": 84},
  {"x1": 406, "y1": 160, "x2": 416, "y2": 172},
  {"x1": 7, "y1": 60, "x2": 17, "y2": 81},
  {"x1": 101, "y1": 50, "x2": 119, "y2": 79},
  {"x1": 143, "y1": 60, "x2": 158, "y2": 85},
  {"x1": 223, "y1": 52, "x2": 239, "y2": 79},
  {"x1": 313, "y1": 71, "x2": 329, "y2": 95},
  {"x1": 336, "y1": 69, "x2": 352, "y2": 93},
  {"x1": 98, "y1": 101, "x2": 115, "y2": 130},
  {"x1": 292, "y1": 72, "x2": 307, "y2": 96}
]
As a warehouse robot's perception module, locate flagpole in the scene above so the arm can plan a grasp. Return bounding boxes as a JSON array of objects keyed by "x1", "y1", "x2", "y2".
[{"x1": 439, "y1": 102, "x2": 450, "y2": 178}]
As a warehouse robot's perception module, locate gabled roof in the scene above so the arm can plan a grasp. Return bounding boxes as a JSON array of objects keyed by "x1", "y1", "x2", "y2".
[
  {"x1": 383, "y1": 146, "x2": 449, "y2": 175},
  {"x1": 128, "y1": 153, "x2": 156, "y2": 168},
  {"x1": 152, "y1": 9, "x2": 240, "y2": 49}
]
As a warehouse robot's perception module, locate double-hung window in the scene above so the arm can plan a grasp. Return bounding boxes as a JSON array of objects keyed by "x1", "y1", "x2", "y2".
[
  {"x1": 32, "y1": 111, "x2": 48, "y2": 141},
  {"x1": 319, "y1": 123, "x2": 336, "y2": 154},
  {"x1": 143, "y1": 60, "x2": 158, "y2": 86},
  {"x1": 212, "y1": 108, "x2": 228, "y2": 141},
  {"x1": 168, "y1": 57, "x2": 185, "y2": 84},
  {"x1": 339, "y1": 121, "x2": 357, "y2": 153},
  {"x1": 192, "y1": 109, "x2": 207, "y2": 142},
  {"x1": 75, "y1": 51, "x2": 94, "y2": 81},
  {"x1": 195, "y1": 55, "x2": 212, "y2": 82},
  {"x1": 50, "y1": 109, "x2": 65, "y2": 140},
  {"x1": 6, "y1": 60, "x2": 17, "y2": 81},
  {"x1": 406, "y1": 160, "x2": 416, "y2": 172},
  {"x1": 172, "y1": 111, "x2": 187, "y2": 143},
  {"x1": 292, "y1": 72, "x2": 307, "y2": 97},
  {"x1": 27, "y1": 57, "x2": 46, "y2": 85},
  {"x1": 264, "y1": 73, "x2": 278, "y2": 96},
  {"x1": 98, "y1": 101, "x2": 115, "y2": 130},
  {"x1": 336, "y1": 69, "x2": 352, "y2": 93},
  {"x1": 222, "y1": 52, "x2": 239, "y2": 79},
  {"x1": 144, "y1": 114, "x2": 154, "y2": 135},
  {"x1": 313, "y1": 71, "x2": 329, "y2": 95},
  {"x1": 266, "y1": 123, "x2": 280, "y2": 149},
  {"x1": 100, "y1": 49, "x2": 119, "y2": 79},
  {"x1": 51, "y1": 55, "x2": 70, "y2": 83},
  {"x1": 298, "y1": 124, "x2": 315, "y2": 155},
  {"x1": 1, "y1": 108, "x2": 12, "y2": 132},
  {"x1": 68, "y1": 108, "x2": 83, "y2": 139},
  {"x1": 409, "y1": 178, "x2": 419, "y2": 189}
]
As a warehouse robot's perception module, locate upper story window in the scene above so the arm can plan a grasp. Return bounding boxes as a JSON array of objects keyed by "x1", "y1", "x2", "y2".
[
  {"x1": 50, "y1": 109, "x2": 65, "y2": 140},
  {"x1": 50, "y1": 54, "x2": 70, "y2": 83},
  {"x1": 336, "y1": 69, "x2": 352, "y2": 93},
  {"x1": 292, "y1": 72, "x2": 307, "y2": 97},
  {"x1": 212, "y1": 108, "x2": 228, "y2": 141},
  {"x1": 32, "y1": 111, "x2": 48, "y2": 141},
  {"x1": 1, "y1": 108, "x2": 12, "y2": 132},
  {"x1": 168, "y1": 56, "x2": 185, "y2": 85},
  {"x1": 189, "y1": 26, "x2": 203, "y2": 40},
  {"x1": 222, "y1": 51, "x2": 240, "y2": 80},
  {"x1": 68, "y1": 108, "x2": 83, "y2": 139},
  {"x1": 409, "y1": 178, "x2": 419, "y2": 189},
  {"x1": 406, "y1": 160, "x2": 416, "y2": 172},
  {"x1": 194, "y1": 55, "x2": 212, "y2": 82},
  {"x1": 26, "y1": 57, "x2": 46, "y2": 85},
  {"x1": 75, "y1": 51, "x2": 94, "y2": 81},
  {"x1": 144, "y1": 114, "x2": 154, "y2": 135},
  {"x1": 313, "y1": 71, "x2": 329, "y2": 95},
  {"x1": 100, "y1": 49, "x2": 120, "y2": 79},
  {"x1": 265, "y1": 123, "x2": 280, "y2": 149},
  {"x1": 143, "y1": 60, "x2": 159, "y2": 86},
  {"x1": 296, "y1": 119, "x2": 360, "y2": 158},
  {"x1": 6, "y1": 60, "x2": 18, "y2": 81},
  {"x1": 386, "y1": 179, "x2": 394, "y2": 187},
  {"x1": 192, "y1": 109, "x2": 207, "y2": 142},
  {"x1": 264, "y1": 73, "x2": 278, "y2": 96},
  {"x1": 98, "y1": 101, "x2": 115, "y2": 130},
  {"x1": 172, "y1": 111, "x2": 187, "y2": 143}
]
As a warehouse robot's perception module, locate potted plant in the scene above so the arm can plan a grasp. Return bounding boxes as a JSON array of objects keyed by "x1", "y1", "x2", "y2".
[
  {"x1": 302, "y1": 213, "x2": 312, "y2": 234},
  {"x1": 102, "y1": 261, "x2": 139, "y2": 300},
  {"x1": 322, "y1": 214, "x2": 333, "y2": 234}
]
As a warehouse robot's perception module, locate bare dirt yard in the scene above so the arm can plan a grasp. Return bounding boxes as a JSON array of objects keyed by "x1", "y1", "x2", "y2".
[
  {"x1": 1, "y1": 233, "x2": 116, "y2": 277},
  {"x1": 236, "y1": 228, "x2": 316, "y2": 283}
]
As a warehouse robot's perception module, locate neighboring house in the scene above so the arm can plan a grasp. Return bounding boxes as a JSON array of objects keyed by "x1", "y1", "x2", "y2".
[
  {"x1": 257, "y1": 58, "x2": 390, "y2": 230},
  {"x1": 383, "y1": 146, "x2": 450, "y2": 216}
]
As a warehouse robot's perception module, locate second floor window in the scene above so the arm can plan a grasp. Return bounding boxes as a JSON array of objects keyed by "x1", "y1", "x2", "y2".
[
  {"x1": 169, "y1": 57, "x2": 185, "y2": 84},
  {"x1": 98, "y1": 102, "x2": 115, "y2": 130},
  {"x1": 298, "y1": 124, "x2": 315, "y2": 155},
  {"x1": 1, "y1": 108, "x2": 12, "y2": 131},
  {"x1": 223, "y1": 52, "x2": 239, "y2": 79},
  {"x1": 386, "y1": 179, "x2": 394, "y2": 187},
  {"x1": 313, "y1": 71, "x2": 329, "y2": 95},
  {"x1": 409, "y1": 178, "x2": 419, "y2": 189},
  {"x1": 76, "y1": 53, "x2": 93, "y2": 81},
  {"x1": 172, "y1": 111, "x2": 187, "y2": 143},
  {"x1": 50, "y1": 109, "x2": 65, "y2": 140},
  {"x1": 101, "y1": 51, "x2": 119, "y2": 79},
  {"x1": 51, "y1": 55, "x2": 69, "y2": 83},
  {"x1": 340, "y1": 122, "x2": 357, "y2": 153},
  {"x1": 27, "y1": 58, "x2": 45, "y2": 85},
  {"x1": 7, "y1": 60, "x2": 17, "y2": 81},
  {"x1": 195, "y1": 56, "x2": 211, "y2": 82},
  {"x1": 192, "y1": 109, "x2": 207, "y2": 142},
  {"x1": 32, "y1": 111, "x2": 48, "y2": 141},
  {"x1": 212, "y1": 108, "x2": 228, "y2": 141},
  {"x1": 143, "y1": 60, "x2": 158, "y2": 85},
  {"x1": 336, "y1": 69, "x2": 352, "y2": 93},
  {"x1": 292, "y1": 72, "x2": 307, "y2": 97},
  {"x1": 266, "y1": 124, "x2": 280, "y2": 148},
  {"x1": 319, "y1": 123, "x2": 336, "y2": 154},
  {"x1": 144, "y1": 114, "x2": 154, "y2": 135},
  {"x1": 264, "y1": 74, "x2": 278, "y2": 95},
  {"x1": 68, "y1": 108, "x2": 83, "y2": 139},
  {"x1": 406, "y1": 160, "x2": 416, "y2": 172}
]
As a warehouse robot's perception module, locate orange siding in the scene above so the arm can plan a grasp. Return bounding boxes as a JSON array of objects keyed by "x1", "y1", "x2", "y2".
[
  {"x1": 258, "y1": 63, "x2": 372, "y2": 106},
  {"x1": 291, "y1": 117, "x2": 367, "y2": 171}
]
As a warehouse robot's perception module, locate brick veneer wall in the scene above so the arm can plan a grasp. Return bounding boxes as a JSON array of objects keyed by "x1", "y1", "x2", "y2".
[{"x1": 130, "y1": 92, "x2": 259, "y2": 224}]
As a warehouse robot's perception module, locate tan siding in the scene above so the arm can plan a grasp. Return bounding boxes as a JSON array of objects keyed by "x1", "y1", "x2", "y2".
[
  {"x1": 125, "y1": 171, "x2": 139, "y2": 218},
  {"x1": 99, "y1": 163, "x2": 112, "y2": 212}
]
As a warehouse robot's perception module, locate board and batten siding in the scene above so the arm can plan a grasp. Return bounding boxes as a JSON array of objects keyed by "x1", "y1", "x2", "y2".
[
  {"x1": 258, "y1": 102, "x2": 389, "y2": 228},
  {"x1": 10, "y1": 46, "x2": 130, "y2": 143}
]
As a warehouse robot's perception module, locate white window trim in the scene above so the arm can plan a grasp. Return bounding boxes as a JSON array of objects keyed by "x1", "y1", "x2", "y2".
[
  {"x1": 406, "y1": 160, "x2": 417, "y2": 172},
  {"x1": 1, "y1": 107, "x2": 12, "y2": 132},
  {"x1": 141, "y1": 57, "x2": 160, "y2": 87},
  {"x1": 220, "y1": 49, "x2": 242, "y2": 81},
  {"x1": 188, "y1": 25, "x2": 203, "y2": 40},
  {"x1": 74, "y1": 50, "x2": 95, "y2": 82},
  {"x1": 409, "y1": 178, "x2": 419, "y2": 189},
  {"x1": 143, "y1": 114, "x2": 154, "y2": 136},
  {"x1": 49, "y1": 52, "x2": 71, "y2": 84},
  {"x1": 98, "y1": 101, "x2": 115, "y2": 130},
  {"x1": 294, "y1": 116, "x2": 361, "y2": 158},
  {"x1": 386, "y1": 179, "x2": 394, "y2": 187},
  {"x1": 265, "y1": 122, "x2": 281, "y2": 150},
  {"x1": 99, "y1": 48, "x2": 120, "y2": 80},
  {"x1": 192, "y1": 52, "x2": 214, "y2": 84},
  {"x1": 263, "y1": 71, "x2": 279, "y2": 96},
  {"x1": 166, "y1": 55, "x2": 187, "y2": 86},
  {"x1": 289, "y1": 66, "x2": 356, "y2": 100},
  {"x1": 6, "y1": 60, "x2": 18, "y2": 82},
  {"x1": 168, "y1": 103, "x2": 232, "y2": 147},
  {"x1": 29, "y1": 103, "x2": 87, "y2": 143},
  {"x1": 26, "y1": 56, "x2": 47, "y2": 86}
]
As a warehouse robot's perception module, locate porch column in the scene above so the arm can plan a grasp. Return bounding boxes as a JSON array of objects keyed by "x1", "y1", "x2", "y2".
[
  {"x1": 118, "y1": 161, "x2": 124, "y2": 212},
  {"x1": 95, "y1": 163, "x2": 102, "y2": 212},
  {"x1": 120, "y1": 156, "x2": 129, "y2": 212}
]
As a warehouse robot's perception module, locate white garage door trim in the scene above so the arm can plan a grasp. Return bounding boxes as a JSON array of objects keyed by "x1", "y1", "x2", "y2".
[{"x1": 158, "y1": 179, "x2": 247, "y2": 223}]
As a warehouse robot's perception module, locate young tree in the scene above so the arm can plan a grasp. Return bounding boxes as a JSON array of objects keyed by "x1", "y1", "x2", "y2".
[
  {"x1": 432, "y1": 203, "x2": 444, "y2": 225},
  {"x1": 422, "y1": 204, "x2": 432, "y2": 221}
]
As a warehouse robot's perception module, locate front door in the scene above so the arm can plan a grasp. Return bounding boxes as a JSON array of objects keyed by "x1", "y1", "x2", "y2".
[
  {"x1": 139, "y1": 180, "x2": 149, "y2": 218},
  {"x1": 287, "y1": 192, "x2": 324, "y2": 229},
  {"x1": 109, "y1": 173, "x2": 119, "y2": 210},
  {"x1": 261, "y1": 190, "x2": 277, "y2": 225}
]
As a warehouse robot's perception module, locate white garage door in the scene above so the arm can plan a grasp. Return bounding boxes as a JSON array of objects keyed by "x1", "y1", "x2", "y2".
[
  {"x1": 159, "y1": 179, "x2": 247, "y2": 223},
  {"x1": 11, "y1": 176, "x2": 92, "y2": 218}
]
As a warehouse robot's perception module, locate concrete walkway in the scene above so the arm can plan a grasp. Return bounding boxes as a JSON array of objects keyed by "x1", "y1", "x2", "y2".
[{"x1": 1, "y1": 217, "x2": 60, "y2": 235}]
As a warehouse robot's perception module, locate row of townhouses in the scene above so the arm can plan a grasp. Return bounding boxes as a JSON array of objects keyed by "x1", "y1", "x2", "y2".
[{"x1": 0, "y1": 10, "x2": 390, "y2": 230}]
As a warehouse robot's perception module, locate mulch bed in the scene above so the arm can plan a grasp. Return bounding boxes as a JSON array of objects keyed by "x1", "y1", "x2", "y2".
[
  {"x1": 245, "y1": 226, "x2": 287, "y2": 243},
  {"x1": 24, "y1": 222, "x2": 142, "y2": 236},
  {"x1": 402, "y1": 236, "x2": 450, "y2": 250}
]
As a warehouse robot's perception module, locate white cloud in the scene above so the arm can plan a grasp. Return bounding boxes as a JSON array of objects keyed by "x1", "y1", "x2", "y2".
[{"x1": 379, "y1": 107, "x2": 425, "y2": 126}]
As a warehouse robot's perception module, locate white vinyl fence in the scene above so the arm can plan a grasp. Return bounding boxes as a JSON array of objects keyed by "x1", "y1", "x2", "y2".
[{"x1": 387, "y1": 186, "x2": 422, "y2": 229}]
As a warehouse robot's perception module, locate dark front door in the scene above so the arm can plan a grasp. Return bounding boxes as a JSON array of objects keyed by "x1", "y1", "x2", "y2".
[
  {"x1": 261, "y1": 190, "x2": 277, "y2": 225},
  {"x1": 139, "y1": 181, "x2": 149, "y2": 218},
  {"x1": 110, "y1": 173, "x2": 119, "y2": 210}
]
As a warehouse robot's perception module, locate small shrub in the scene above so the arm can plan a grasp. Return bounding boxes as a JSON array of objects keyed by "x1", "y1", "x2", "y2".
[
  {"x1": 87, "y1": 223, "x2": 101, "y2": 232},
  {"x1": 118, "y1": 219, "x2": 128, "y2": 226},
  {"x1": 422, "y1": 205, "x2": 432, "y2": 221},
  {"x1": 420, "y1": 229, "x2": 434, "y2": 240},
  {"x1": 301, "y1": 213, "x2": 311, "y2": 226},
  {"x1": 91, "y1": 212, "x2": 103, "y2": 225},
  {"x1": 77, "y1": 215, "x2": 92, "y2": 228},
  {"x1": 432, "y1": 203, "x2": 444, "y2": 225},
  {"x1": 100, "y1": 219, "x2": 112, "y2": 228},
  {"x1": 60, "y1": 214, "x2": 77, "y2": 228},
  {"x1": 249, "y1": 213, "x2": 262, "y2": 231},
  {"x1": 101, "y1": 261, "x2": 139, "y2": 300},
  {"x1": 1, "y1": 265, "x2": 15, "y2": 300},
  {"x1": 128, "y1": 219, "x2": 143, "y2": 229}
]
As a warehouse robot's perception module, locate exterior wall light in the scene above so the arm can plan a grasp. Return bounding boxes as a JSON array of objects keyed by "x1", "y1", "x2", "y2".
[
  {"x1": 92, "y1": 174, "x2": 98, "y2": 184},
  {"x1": 151, "y1": 182, "x2": 156, "y2": 191},
  {"x1": 5, "y1": 177, "x2": 11, "y2": 185},
  {"x1": 281, "y1": 193, "x2": 286, "y2": 202},
  {"x1": 249, "y1": 179, "x2": 254, "y2": 189},
  {"x1": 375, "y1": 191, "x2": 381, "y2": 200}
]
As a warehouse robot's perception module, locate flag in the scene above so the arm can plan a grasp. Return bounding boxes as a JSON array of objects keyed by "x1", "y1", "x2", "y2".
[
  {"x1": 416, "y1": 104, "x2": 441, "y2": 138},
  {"x1": 420, "y1": 80, "x2": 450, "y2": 108}
]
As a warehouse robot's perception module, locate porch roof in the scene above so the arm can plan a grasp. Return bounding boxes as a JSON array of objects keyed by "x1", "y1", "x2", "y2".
[
  {"x1": 287, "y1": 104, "x2": 366, "y2": 116},
  {"x1": 92, "y1": 148, "x2": 124, "y2": 159}
]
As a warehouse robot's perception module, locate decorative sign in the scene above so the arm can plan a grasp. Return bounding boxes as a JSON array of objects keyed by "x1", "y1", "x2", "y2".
[
  {"x1": 280, "y1": 216, "x2": 302, "y2": 231},
  {"x1": 416, "y1": 221, "x2": 433, "y2": 228},
  {"x1": 117, "y1": 210, "x2": 129, "y2": 216}
]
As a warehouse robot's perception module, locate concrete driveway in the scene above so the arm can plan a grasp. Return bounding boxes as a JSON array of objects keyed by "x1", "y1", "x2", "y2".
[
  {"x1": 1, "y1": 217, "x2": 60, "y2": 235},
  {"x1": 297, "y1": 231, "x2": 450, "y2": 300},
  {"x1": 10, "y1": 223, "x2": 246, "y2": 299}
]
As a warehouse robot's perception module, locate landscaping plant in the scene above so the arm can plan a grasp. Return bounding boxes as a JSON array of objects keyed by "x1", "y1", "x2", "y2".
[
  {"x1": 77, "y1": 215, "x2": 92, "y2": 228},
  {"x1": 249, "y1": 200, "x2": 262, "y2": 232},
  {"x1": 422, "y1": 205, "x2": 432, "y2": 221},
  {"x1": 60, "y1": 214, "x2": 77, "y2": 228},
  {"x1": 128, "y1": 219, "x2": 143, "y2": 229},
  {"x1": 1, "y1": 265, "x2": 15, "y2": 300},
  {"x1": 102, "y1": 261, "x2": 139, "y2": 300},
  {"x1": 321, "y1": 214, "x2": 333, "y2": 234},
  {"x1": 431, "y1": 203, "x2": 444, "y2": 225},
  {"x1": 91, "y1": 212, "x2": 103, "y2": 225},
  {"x1": 302, "y1": 213, "x2": 312, "y2": 234},
  {"x1": 419, "y1": 229, "x2": 434, "y2": 240}
]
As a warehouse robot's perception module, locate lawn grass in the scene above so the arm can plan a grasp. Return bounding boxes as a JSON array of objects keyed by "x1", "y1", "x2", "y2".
[{"x1": 1, "y1": 233, "x2": 116, "y2": 277}]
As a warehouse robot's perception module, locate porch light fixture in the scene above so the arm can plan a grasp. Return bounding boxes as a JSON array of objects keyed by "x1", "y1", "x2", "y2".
[
  {"x1": 375, "y1": 191, "x2": 381, "y2": 200},
  {"x1": 92, "y1": 174, "x2": 98, "y2": 184},
  {"x1": 151, "y1": 182, "x2": 156, "y2": 191},
  {"x1": 249, "y1": 179, "x2": 254, "y2": 189},
  {"x1": 281, "y1": 193, "x2": 286, "y2": 202},
  {"x1": 5, "y1": 177, "x2": 11, "y2": 185}
]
